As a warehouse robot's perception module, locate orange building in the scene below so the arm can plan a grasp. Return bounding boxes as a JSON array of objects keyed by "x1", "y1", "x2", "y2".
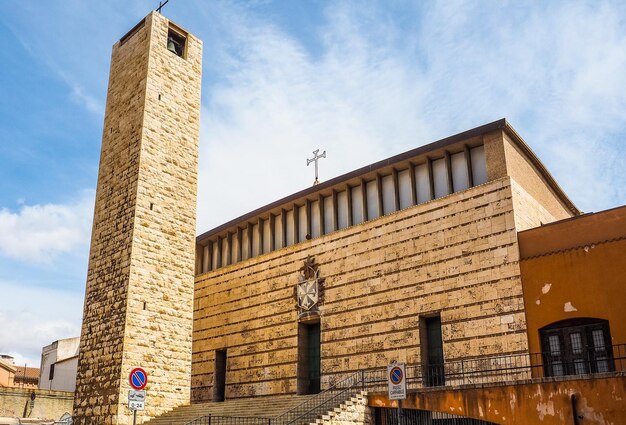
[
  {"x1": 0, "y1": 356, "x2": 39, "y2": 389},
  {"x1": 519, "y1": 204, "x2": 626, "y2": 376}
]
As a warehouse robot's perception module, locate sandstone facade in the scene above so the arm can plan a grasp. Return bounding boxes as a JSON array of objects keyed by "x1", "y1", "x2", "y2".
[
  {"x1": 73, "y1": 12, "x2": 202, "y2": 424},
  {"x1": 192, "y1": 125, "x2": 576, "y2": 401}
]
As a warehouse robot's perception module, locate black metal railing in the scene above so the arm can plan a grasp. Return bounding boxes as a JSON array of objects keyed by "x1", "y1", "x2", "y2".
[
  {"x1": 185, "y1": 416, "x2": 272, "y2": 425},
  {"x1": 374, "y1": 406, "x2": 500, "y2": 425},
  {"x1": 184, "y1": 344, "x2": 625, "y2": 425},
  {"x1": 361, "y1": 343, "x2": 626, "y2": 392},
  {"x1": 272, "y1": 371, "x2": 364, "y2": 425}
]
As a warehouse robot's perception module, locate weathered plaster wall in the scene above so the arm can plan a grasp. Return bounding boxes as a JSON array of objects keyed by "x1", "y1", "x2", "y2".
[
  {"x1": 369, "y1": 375, "x2": 626, "y2": 425},
  {"x1": 0, "y1": 362, "x2": 15, "y2": 388},
  {"x1": 40, "y1": 338, "x2": 80, "y2": 392},
  {"x1": 39, "y1": 357, "x2": 78, "y2": 393},
  {"x1": 519, "y1": 206, "x2": 626, "y2": 355}
]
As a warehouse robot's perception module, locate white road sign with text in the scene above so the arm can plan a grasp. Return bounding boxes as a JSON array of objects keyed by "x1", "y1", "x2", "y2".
[
  {"x1": 387, "y1": 363, "x2": 407, "y2": 400},
  {"x1": 128, "y1": 390, "x2": 146, "y2": 411}
]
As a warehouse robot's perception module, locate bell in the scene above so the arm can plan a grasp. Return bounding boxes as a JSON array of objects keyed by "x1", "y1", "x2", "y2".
[{"x1": 167, "y1": 39, "x2": 177, "y2": 54}]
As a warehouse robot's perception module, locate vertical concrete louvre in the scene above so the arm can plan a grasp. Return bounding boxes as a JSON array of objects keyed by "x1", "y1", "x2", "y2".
[{"x1": 73, "y1": 11, "x2": 202, "y2": 425}]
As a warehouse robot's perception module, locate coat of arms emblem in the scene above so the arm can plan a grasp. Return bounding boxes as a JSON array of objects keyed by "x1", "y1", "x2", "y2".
[
  {"x1": 295, "y1": 256, "x2": 324, "y2": 313},
  {"x1": 297, "y1": 271, "x2": 319, "y2": 310}
]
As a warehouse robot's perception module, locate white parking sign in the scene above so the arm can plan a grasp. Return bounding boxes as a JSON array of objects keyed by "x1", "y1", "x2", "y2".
[
  {"x1": 128, "y1": 390, "x2": 146, "y2": 411},
  {"x1": 387, "y1": 363, "x2": 407, "y2": 400}
]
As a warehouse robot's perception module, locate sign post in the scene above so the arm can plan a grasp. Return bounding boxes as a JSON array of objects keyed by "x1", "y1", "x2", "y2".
[
  {"x1": 388, "y1": 363, "x2": 407, "y2": 425},
  {"x1": 128, "y1": 368, "x2": 148, "y2": 425}
]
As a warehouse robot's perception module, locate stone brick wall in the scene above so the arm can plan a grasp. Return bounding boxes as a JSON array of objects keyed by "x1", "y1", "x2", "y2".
[
  {"x1": 0, "y1": 388, "x2": 73, "y2": 421},
  {"x1": 192, "y1": 177, "x2": 531, "y2": 401},
  {"x1": 509, "y1": 179, "x2": 561, "y2": 232},
  {"x1": 501, "y1": 132, "x2": 573, "y2": 221},
  {"x1": 483, "y1": 129, "x2": 573, "y2": 226},
  {"x1": 73, "y1": 11, "x2": 201, "y2": 424}
]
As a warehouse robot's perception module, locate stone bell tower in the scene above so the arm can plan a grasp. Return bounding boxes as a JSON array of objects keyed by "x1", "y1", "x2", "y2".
[{"x1": 73, "y1": 11, "x2": 202, "y2": 424}]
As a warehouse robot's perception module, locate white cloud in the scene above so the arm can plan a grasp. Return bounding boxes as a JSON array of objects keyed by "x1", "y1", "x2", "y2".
[
  {"x1": 0, "y1": 190, "x2": 94, "y2": 264},
  {"x1": 410, "y1": 1, "x2": 626, "y2": 211},
  {"x1": 196, "y1": 1, "x2": 626, "y2": 232},
  {"x1": 67, "y1": 80, "x2": 104, "y2": 116},
  {"x1": 197, "y1": 3, "x2": 432, "y2": 231},
  {"x1": 0, "y1": 280, "x2": 83, "y2": 367}
]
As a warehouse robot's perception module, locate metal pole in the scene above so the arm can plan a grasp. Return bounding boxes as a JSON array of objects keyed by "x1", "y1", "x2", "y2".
[
  {"x1": 397, "y1": 399, "x2": 402, "y2": 425},
  {"x1": 571, "y1": 393, "x2": 582, "y2": 425},
  {"x1": 133, "y1": 409, "x2": 137, "y2": 425},
  {"x1": 316, "y1": 158, "x2": 321, "y2": 182},
  {"x1": 461, "y1": 359, "x2": 465, "y2": 385}
]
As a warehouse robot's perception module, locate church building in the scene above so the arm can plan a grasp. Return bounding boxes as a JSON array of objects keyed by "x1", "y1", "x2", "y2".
[
  {"x1": 191, "y1": 119, "x2": 576, "y2": 401},
  {"x1": 73, "y1": 10, "x2": 625, "y2": 425}
]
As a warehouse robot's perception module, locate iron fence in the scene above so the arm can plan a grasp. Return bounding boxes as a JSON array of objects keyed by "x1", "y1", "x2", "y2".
[
  {"x1": 361, "y1": 343, "x2": 626, "y2": 392},
  {"x1": 373, "y1": 406, "x2": 499, "y2": 425},
  {"x1": 185, "y1": 415, "x2": 272, "y2": 425},
  {"x1": 184, "y1": 344, "x2": 626, "y2": 425}
]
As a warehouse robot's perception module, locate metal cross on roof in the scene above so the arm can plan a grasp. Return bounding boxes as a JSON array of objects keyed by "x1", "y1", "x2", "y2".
[
  {"x1": 307, "y1": 149, "x2": 326, "y2": 185},
  {"x1": 156, "y1": 0, "x2": 169, "y2": 13}
]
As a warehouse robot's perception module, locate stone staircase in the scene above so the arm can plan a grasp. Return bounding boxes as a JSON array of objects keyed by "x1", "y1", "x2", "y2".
[
  {"x1": 314, "y1": 391, "x2": 370, "y2": 425},
  {"x1": 144, "y1": 394, "x2": 313, "y2": 425}
]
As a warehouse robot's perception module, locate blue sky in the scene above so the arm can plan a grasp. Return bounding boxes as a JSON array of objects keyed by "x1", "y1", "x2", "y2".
[{"x1": 1, "y1": 0, "x2": 625, "y2": 366}]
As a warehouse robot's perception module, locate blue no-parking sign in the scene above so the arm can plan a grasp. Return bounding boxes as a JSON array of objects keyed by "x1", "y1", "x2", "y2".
[
  {"x1": 387, "y1": 363, "x2": 407, "y2": 400},
  {"x1": 129, "y1": 367, "x2": 148, "y2": 391}
]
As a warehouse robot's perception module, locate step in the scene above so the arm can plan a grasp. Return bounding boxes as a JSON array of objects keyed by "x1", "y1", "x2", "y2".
[
  {"x1": 145, "y1": 394, "x2": 313, "y2": 425},
  {"x1": 145, "y1": 389, "x2": 370, "y2": 425}
]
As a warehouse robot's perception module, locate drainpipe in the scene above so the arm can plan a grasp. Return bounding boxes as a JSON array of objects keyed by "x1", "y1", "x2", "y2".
[{"x1": 570, "y1": 393, "x2": 584, "y2": 424}]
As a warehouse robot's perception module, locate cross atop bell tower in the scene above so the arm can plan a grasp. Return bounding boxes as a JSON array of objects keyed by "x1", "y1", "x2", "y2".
[{"x1": 73, "y1": 12, "x2": 202, "y2": 424}]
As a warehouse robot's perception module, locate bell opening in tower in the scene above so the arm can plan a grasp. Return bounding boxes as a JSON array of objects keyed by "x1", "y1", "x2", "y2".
[{"x1": 167, "y1": 26, "x2": 186, "y2": 58}]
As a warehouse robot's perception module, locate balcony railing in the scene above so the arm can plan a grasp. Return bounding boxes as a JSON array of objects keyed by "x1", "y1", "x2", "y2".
[{"x1": 361, "y1": 343, "x2": 625, "y2": 391}]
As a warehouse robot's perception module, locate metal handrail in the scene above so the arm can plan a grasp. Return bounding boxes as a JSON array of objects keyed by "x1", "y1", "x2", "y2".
[
  {"x1": 273, "y1": 370, "x2": 364, "y2": 425},
  {"x1": 185, "y1": 371, "x2": 365, "y2": 425}
]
